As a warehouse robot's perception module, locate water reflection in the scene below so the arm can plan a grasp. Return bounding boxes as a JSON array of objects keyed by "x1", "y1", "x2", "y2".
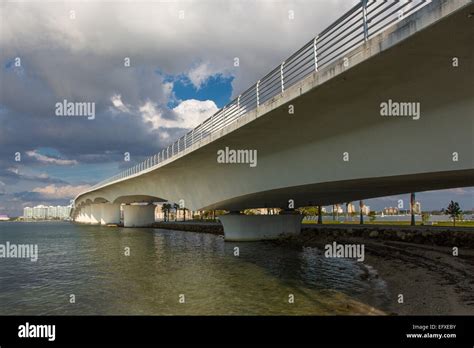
[{"x1": 0, "y1": 222, "x2": 388, "y2": 315}]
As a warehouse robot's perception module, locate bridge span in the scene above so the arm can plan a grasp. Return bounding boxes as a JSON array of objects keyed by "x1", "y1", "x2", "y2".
[{"x1": 72, "y1": 0, "x2": 474, "y2": 241}]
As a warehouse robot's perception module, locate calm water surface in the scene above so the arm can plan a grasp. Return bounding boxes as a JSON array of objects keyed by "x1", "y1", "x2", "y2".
[{"x1": 0, "y1": 222, "x2": 389, "y2": 315}]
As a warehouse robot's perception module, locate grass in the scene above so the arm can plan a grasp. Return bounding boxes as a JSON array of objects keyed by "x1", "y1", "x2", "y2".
[{"x1": 302, "y1": 220, "x2": 474, "y2": 227}]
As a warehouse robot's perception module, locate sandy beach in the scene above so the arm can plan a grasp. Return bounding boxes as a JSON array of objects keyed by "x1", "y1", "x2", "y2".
[{"x1": 278, "y1": 225, "x2": 474, "y2": 315}]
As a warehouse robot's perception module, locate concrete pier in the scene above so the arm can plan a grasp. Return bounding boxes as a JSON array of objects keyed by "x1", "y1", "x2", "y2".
[
  {"x1": 83, "y1": 205, "x2": 92, "y2": 224},
  {"x1": 123, "y1": 204, "x2": 156, "y2": 227},
  {"x1": 218, "y1": 214, "x2": 303, "y2": 241},
  {"x1": 90, "y1": 203, "x2": 102, "y2": 225},
  {"x1": 100, "y1": 203, "x2": 121, "y2": 225}
]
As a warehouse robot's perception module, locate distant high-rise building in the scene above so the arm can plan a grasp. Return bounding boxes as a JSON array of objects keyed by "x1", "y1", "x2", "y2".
[
  {"x1": 412, "y1": 201, "x2": 422, "y2": 214},
  {"x1": 23, "y1": 205, "x2": 72, "y2": 220},
  {"x1": 383, "y1": 207, "x2": 400, "y2": 215},
  {"x1": 347, "y1": 203, "x2": 356, "y2": 214},
  {"x1": 23, "y1": 207, "x2": 33, "y2": 219},
  {"x1": 32, "y1": 205, "x2": 47, "y2": 219},
  {"x1": 361, "y1": 204, "x2": 370, "y2": 215}
]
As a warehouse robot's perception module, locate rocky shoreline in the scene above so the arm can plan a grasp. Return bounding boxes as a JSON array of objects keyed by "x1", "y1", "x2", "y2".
[
  {"x1": 152, "y1": 221, "x2": 474, "y2": 315},
  {"x1": 279, "y1": 226, "x2": 474, "y2": 315}
]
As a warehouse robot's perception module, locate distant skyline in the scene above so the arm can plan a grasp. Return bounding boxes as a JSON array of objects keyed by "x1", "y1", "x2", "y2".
[{"x1": 0, "y1": 0, "x2": 472, "y2": 216}]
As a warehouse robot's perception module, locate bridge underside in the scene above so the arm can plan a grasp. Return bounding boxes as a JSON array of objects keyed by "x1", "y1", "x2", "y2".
[
  {"x1": 203, "y1": 169, "x2": 474, "y2": 211},
  {"x1": 73, "y1": 2, "x2": 474, "y2": 240}
]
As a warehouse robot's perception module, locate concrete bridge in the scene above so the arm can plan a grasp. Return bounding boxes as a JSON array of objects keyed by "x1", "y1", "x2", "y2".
[{"x1": 72, "y1": 0, "x2": 474, "y2": 241}]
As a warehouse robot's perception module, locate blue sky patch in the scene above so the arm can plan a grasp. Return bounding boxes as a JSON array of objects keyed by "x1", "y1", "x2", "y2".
[{"x1": 155, "y1": 68, "x2": 234, "y2": 109}]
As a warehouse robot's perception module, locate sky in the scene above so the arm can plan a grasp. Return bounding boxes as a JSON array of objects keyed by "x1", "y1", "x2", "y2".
[{"x1": 0, "y1": 0, "x2": 472, "y2": 216}]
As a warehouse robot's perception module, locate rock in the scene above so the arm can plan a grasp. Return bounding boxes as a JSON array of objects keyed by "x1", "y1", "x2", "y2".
[{"x1": 369, "y1": 231, "x2": 379, "y2": 238}]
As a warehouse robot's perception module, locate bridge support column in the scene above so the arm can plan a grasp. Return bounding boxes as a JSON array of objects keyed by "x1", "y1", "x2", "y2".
[
  {"x1": 90, "y1": 204, "x2": 102, "y2": 225},
  {"x1": 83, "y1": 205, "x2": 92, "y2": 224},
  {"x1": 123, "y1": 204, "x2": 156, "y2": 227},
  {"x1": 219, "y1": 213, "x2": 303, "y2": 241},
  {"x1": 78, "y1": 209, "x2": 86, "y2": 223},
  {"x1": 100, "y1": 203, "x2": 121, "y2": 225},
  {"x1": 74, "y1": 208, "x2": 84, "y2": 223}
]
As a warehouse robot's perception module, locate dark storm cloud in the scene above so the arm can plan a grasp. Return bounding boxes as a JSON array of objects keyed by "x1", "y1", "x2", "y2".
[
  {"x1": 0, "y1": 166, "x2": 68, "y2": 185},
  {"x1": 0, "y1": 0, "x2": 359, "y2": 216}
]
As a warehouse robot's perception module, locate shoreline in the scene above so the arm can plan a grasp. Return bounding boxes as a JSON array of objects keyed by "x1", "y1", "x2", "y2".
[
  {"x1": 3, "y1": 220, "x2": 473, "y2": 314},
  {"x1": 153, "y1": 221, "x2": 474, "y2": 315},
  {"x1": 277, "y1": 227, "x2": 474, "y2": 315}
]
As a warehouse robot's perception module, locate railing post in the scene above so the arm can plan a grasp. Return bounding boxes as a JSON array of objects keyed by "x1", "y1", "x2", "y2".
[
  {"x1": 237, "y1": 95, "x2": 241, "y2": 110},
  {"x1": 256, "y1": 80, "x2": 260, "y2": 107},
  {"x1": 362, "y1": 0, "x2": 369, "y2": 41},
  {"x1": 280, "y1": 62, "x2": 285, "y2": 93},
  {"x1": 313, "y1": 36, "x2": 319, "y2": 72}
]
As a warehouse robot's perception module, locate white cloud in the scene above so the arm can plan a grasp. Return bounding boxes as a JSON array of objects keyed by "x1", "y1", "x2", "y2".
[
  {"x1": 139, "y1": 101, "x2": 166, "y2": 130},
  {"x1": 26, "y1": 150, "x2": 78, "y2": 166},
  {"x1": 111, "y1": 94, "x2": 130, "y2": 113},
  {"x1": 32, "y1": 184, "x2": 91, "y2": 199},
  {"x1": 446, "y1": 188, "x2": 470, "y2": 195},
  {"x1": 139, "y1": 99, "x2": 217, "y2": 131},
  {"x1": 172, "y1": 99, "x2": 218, "y2": 128},
  {"x1": 0, "y1": 0, "x2": 356, "y2": 107},
  {"x1": 187, "y1": 62, "x2": 226, "y2": 90},
  {"x1": 7, "y1": 167, "x2": 19, "y2": 175}
]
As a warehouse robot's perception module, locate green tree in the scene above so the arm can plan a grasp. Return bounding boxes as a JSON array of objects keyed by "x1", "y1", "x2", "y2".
[
  {"x1": 161, "y1": 203, "x2": 172, "y2": 222},
  {"x1": 182, "y1": 207, "x2": 187, "y2": 221},
  {"x1": 173, "y1": 203, "x2": 180, "y2": 221},
  {"x1": 444, "y1": 201, "x2": 462, "y2": 227},
  {"x1": 421, "y1": 212, "x2": 430, "y2": 225},
  {"x1": 368, "y1": 211, "x2": 376, "y2": 222}
]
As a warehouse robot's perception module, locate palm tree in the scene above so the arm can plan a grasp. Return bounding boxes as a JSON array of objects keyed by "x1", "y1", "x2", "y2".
[
  {"x1": 161, "y1": 203, "x2": 171, "y2": 222},
  {"x1": 182, "y1": 207, "x2": 187, "y2": 222},
  {"x1": 444, "y1": 201, "x2": 462, "y2": 227},
  {"x1": 410, "y1": 193, "x2": 416, "y2": 226},
  {"x1": 173, "y1": 203, "x2": 180, "y2": 222}
]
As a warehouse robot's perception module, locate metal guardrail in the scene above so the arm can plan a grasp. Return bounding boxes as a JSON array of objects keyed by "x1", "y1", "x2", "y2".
[{"x1": 89, "y1": 0, "x2": 431, "y2": 191}]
